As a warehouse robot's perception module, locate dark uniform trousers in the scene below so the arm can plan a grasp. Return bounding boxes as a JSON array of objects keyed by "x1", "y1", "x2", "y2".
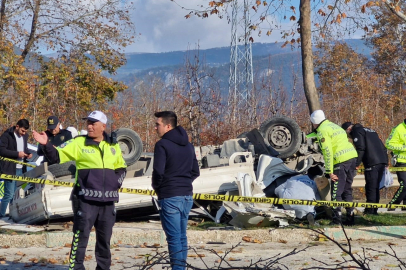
[
  {"x1": 68, "y1": 198, "x2": 116, "y2": 270},
  {"x1": 364, "y1": 163, "x2": 386, "y2": 214},
  {"x1": 331, "y1": 158, "x2": 357, "y2": 219},
  {"x1": 390, "y1": 162, "x2": 406, "y2": 204}
]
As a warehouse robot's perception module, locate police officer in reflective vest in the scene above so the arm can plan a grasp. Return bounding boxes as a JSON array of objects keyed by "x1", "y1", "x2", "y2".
[
  {"x1": 386, "y1": 119, "x2": 406, "y2": 209},
  {"x1": 33, "y1": 111, "x2": 127, "y2": 270},
  {"x1": 310, "y1": 110, "x2": 358, "y2": 225}
]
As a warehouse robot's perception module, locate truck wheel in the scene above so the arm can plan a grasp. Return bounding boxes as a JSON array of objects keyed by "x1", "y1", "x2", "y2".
[
  {"x1": 48, "y1": 161, "x2": 76, "y2": 178},
  {"x1": 116, "y1": 128, "x2": 143, "y2": 166},
  {"x1": 259, "y1": 117, "x2": 301, "y2": 159}
]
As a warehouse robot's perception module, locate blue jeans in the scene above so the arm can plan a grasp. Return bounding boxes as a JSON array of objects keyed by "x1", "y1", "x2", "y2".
[
  {"x1": 0, "y1": 168, "x2": 23, "y2": 217},
  {"x1": 158, "y1": 195, "x2": 193, "y2": 270}
]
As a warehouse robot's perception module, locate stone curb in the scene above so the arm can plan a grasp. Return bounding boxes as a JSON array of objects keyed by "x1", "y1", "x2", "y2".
[{"x1": 1, "y1": 226, "x2": 406, "y2": 248}]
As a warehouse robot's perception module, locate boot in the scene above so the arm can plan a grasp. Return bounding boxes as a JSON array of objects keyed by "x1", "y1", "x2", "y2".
[
  {"x1": 330, "y1": 210, "x2": 342, "y2": 225},
  {"x1": 344, "y1": 211, "x2": 355, "y2": 226}
]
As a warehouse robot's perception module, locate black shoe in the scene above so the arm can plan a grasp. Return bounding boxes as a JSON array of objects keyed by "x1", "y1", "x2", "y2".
[
  {"x1": 363, "y1": 209, "x2": 374, "y2": 215},
  {"x1": 343, "y1": 213, "x2": 355, "y2": 226}
]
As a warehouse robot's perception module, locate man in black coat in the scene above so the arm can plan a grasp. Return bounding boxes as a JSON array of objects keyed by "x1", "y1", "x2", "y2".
[
  {"x1": 342, "y1": 122, "x2": 388, "y2": 215},
  {"x1": 0, "y1": 119, "x2": 32, "y2": 218},
  {"x1": 152, "y1": 111, "x2": 200, "y2": 270},
  {"x1": 37, "y1": 115, "x2": 72, "y2": 165}
]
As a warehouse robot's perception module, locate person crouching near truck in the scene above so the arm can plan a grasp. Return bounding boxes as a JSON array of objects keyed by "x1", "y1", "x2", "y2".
[
  {"x1": 341, "y1": 122, "x2": 388, "y2": 215},
  {"x1": 310, "y1": 110, "x2": 358, "y2": 225},
  {"x1": 33, "y1": 110, "x2": 127, "y2": 270},
  {"x1": 152, "y1": 111, "x2": 200, "y2": 270}
]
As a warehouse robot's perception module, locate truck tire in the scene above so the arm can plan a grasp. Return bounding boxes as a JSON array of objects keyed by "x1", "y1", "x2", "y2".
[
  {"x1": 259, "y1": 117, "x2": 301, "y2": 159},
  {"x1": 116, "y1": 128, "x2": 143, "y2": 166},
  {"x1": 48, "y1": 161, "x2": 76, "y2": 178}
]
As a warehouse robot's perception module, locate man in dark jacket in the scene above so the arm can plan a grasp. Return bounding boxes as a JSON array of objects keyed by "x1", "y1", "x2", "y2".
[
  {"x1": 342, "y1": 122, "x2": 388, "y2": 215},
  {"x1": 37, "y1": 115, "x2": 72, "y2": 165},
  {"x1": 152, "y1": 111, "x2": 200, "y2": 270},
  {"x1": 0, "y1": 119, "x2": 32, "y2": 218},
  {"x1": 33, "y1": 111, "x2": 126, "y2": 270}
]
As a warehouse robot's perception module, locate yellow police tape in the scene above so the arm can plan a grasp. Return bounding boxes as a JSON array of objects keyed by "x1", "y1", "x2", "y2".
[
  {"x1": 358, "y1": 167, "x2": 406, "y2": 172},
  {"x1": 2, "y1": 154, "x2": 406, "y2": 172},
  {"x1": 2, "y1": 173, "x2": 406, "y2": 210},
  {"x1": 0, "y1": 156, "x2": 36, "y2": 168}
]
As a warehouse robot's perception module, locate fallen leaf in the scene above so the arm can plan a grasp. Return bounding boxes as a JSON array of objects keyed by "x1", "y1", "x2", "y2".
[
  {"x1": 215, "y1": 259, "x2": 221, "y2": 263},
  {"x1": 252, "y1": 239, "x2": 262, "y2": 243},
  {"x1": 0, "y1": 261, "x2": 5, "y2": 265},
  {"x1": 2, "y1": 245, "x2": 9, "y2": 249},
  {"x1": 64, "y1": 243, "x2": 72, "y2": 248},
  {"x1": 114, "y1": 257, "x2": 120, "y2": 260},
  {"x1": 242, "y1": 236, "x2": 252, "y2": 242},
  {"x1": 11, "y1": 232, "x2": 17, "y2": 235},
  {"x1": 16, "y1": 251, "x2": 25, "y2": 256},
  {"x1": 29, "y1": 258, "x2": 38, "y2": 263},
  {"x1": 278, "y1": 239, "x2": 287, "y2": 244},
  {"x1": 115, "y1": 249, "x2": 120, "y2": 251},
  {"x1": 387, "y1": 242, "x2": 398, "y2": 246},
  {"x1": 84, "y1": 255, "x2": 92, "y2": 261},
  {"x1": 152, "y1": 243, "x2": 161, "y2": 248},
  {"x1": 117, "y1": 240, "x2": 122, "y2": 244},
  {"x1": 48, "y1": 258, "x2": 58, "y2": 264},
  {"x1": 228, "y1": 257, "x2": 240, "y2": 261}
]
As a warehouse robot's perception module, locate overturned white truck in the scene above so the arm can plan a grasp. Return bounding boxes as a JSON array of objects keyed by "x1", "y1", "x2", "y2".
[{"x1": 9, "y1": 117, "x2": 328, "y2": 226}]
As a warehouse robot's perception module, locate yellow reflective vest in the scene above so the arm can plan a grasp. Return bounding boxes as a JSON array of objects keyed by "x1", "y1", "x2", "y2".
[
  {"x1": 386, "y1": 121, "x2": 406, "y2": 164},
  {"x1": 51, "y1": 135, "x2": 127, "y2": 202},
  {"x1": 315, "y1": 120, "x2": 358, "y2": 174}
]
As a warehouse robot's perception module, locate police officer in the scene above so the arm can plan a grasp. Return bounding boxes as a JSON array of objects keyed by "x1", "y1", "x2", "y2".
[
  {"x1": 342, "y1": 122, "x2": 388, "y2": 215},
  {"x1": 33, "y1": 110, "x2": 127, "y2": 270},
  {"x1": 37, "y1": 115, "x2": 73, "y2": 165},
  {"x1": 310, "y1": 110, "x2": 358, "y2": 225},
  {"x1": 385, "y1": 119, "x2": 406, "y2": 209}
]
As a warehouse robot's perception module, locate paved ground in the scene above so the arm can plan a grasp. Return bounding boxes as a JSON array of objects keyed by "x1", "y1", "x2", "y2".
[
  {"x1": 1, "y1": 238, "x2": 406, "y2": 269},
  {"x1": 1, "y1": 208, "x2": 406, "y2": 269}
]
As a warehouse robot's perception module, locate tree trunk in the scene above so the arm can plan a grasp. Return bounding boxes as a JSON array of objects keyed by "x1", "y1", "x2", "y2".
[{"x1": 299, "y1": 0, "x2": 321, "y2": 113}]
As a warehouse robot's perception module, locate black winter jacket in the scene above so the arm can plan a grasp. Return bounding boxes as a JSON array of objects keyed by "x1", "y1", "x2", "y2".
[
  {"x1": 350, "y1": 123, "x2": 388, "y2": 168},
  {"x1": 0, "y1": 126, "x2": 29, "y2": 175},
  {"x1": 152, "y1": 126, "x2": 200, "y2": 200}
]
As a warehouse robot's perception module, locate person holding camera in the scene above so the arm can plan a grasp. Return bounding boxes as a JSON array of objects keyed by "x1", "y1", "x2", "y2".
[{"x1": 0, "y1": 119, "x2": 32, "y2": 218}]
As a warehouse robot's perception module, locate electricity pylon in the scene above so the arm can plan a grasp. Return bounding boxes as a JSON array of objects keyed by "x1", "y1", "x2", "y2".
[{"x1": 228, "y1": 0, "x2": 254, "y2": 120}]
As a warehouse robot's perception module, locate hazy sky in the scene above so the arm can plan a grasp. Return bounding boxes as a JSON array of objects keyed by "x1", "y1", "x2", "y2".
[{"x1": 128, "y1": 0, "x2": 286, "y2": 53}]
